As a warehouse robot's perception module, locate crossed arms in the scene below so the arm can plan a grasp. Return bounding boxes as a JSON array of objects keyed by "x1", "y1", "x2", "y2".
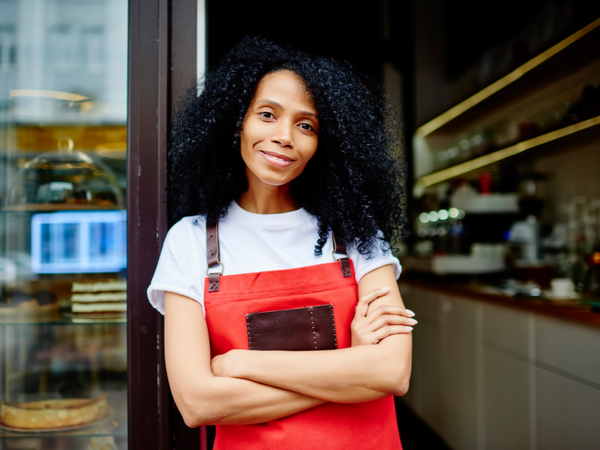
[{"x1": 164, "y1": 264, "x2": 414, "y2": 426}]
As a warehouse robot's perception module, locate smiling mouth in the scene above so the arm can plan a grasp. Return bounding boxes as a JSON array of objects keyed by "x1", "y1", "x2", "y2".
[{"x1": 260, "y1": 151, "x2": 294, "y2": 163}]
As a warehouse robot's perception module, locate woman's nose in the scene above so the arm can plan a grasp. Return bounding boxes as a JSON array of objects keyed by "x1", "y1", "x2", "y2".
[{"x1": 271, "y1": 121, "x2": 293, "y2": 147}]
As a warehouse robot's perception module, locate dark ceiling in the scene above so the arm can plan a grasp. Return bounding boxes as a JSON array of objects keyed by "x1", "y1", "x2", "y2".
[
  {"x1": 206, "y1": 0, "x2": 600, "y2": 84},
  {"x1": 206, "y1": 0, "x2": 413, "y2": 83}
]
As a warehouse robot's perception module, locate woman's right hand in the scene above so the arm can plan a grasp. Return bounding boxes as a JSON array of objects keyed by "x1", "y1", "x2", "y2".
[{"x1": 350, "y1": 287, "x2": 417, "y2": 347}]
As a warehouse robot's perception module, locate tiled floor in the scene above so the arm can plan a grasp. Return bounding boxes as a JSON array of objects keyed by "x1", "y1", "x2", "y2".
[{"x1": 395, "y1": 398, "x2": 452, "y2": 450}]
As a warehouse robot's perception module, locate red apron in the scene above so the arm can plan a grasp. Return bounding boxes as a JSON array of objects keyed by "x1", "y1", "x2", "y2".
[{"x1": 203, "y1": 258, "x2": 402, "y2": 450}]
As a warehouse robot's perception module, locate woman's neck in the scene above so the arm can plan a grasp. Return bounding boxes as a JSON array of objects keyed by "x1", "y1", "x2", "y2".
[{"x1": 238, "y1": 181, "x2": 299, "y2": 215}]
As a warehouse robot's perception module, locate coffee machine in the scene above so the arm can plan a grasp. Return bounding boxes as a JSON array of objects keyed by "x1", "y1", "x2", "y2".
[{"x1": 508, "y1": 172, "x2": 548, "y2": 264}]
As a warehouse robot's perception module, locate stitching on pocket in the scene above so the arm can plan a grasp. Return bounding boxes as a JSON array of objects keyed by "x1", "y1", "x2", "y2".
[
  {"x1": 329, "y1": 304, "x2": 337, "y2": 349},
  {"x1": 246, "y1": 314, "x2": 253, "y2": 350},
  {"x1": 310, "y1": 307, "x2": 317, "y2": 349}
]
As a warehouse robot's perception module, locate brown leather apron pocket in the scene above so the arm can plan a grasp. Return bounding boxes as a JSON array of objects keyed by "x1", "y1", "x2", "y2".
[{"x1": 246, "y1": 304, "x2": 337, "y2": 351}]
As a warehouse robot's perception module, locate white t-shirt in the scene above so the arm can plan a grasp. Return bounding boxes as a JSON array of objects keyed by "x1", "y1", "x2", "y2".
[{"x1": 147, "y1": 201, "x2": 401, "y2": 315}]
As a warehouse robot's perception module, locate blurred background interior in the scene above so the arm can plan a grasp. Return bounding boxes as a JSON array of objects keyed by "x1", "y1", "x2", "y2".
[{"x1": 0, "y1": 0, "x2": 599, "y2": 449}]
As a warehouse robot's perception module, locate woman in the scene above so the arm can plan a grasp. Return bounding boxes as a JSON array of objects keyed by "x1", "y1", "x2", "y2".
[{"x1": 148, "y1": 37, "x2": 416, "y2": 449}]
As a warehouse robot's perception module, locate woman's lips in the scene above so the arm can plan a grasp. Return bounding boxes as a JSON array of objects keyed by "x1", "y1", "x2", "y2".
[{"x1": 260, "y1": 151, "x2": 294, "y2": 168}]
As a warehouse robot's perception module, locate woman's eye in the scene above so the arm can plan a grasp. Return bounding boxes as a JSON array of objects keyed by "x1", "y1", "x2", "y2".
[
  {"x1": 299, "y1": 123, "x2": 313, "y2": 131},
  {"x1": 260, "y1": 111, "x2": 273, "y2": 119}
]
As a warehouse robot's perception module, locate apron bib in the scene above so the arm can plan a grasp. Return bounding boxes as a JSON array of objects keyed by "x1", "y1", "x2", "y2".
[{"x1": 203, "y1": 220, "x2": 402, "y2": 449}]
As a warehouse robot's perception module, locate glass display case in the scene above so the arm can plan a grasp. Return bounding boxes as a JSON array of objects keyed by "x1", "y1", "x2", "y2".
[{"x1": 0, "y1": 1, "x2": 129, "y2": 448}]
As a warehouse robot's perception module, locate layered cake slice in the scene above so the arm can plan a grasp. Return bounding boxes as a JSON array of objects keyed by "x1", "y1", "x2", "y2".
[{"x1": 70, "y1": 279, "x2": 127, "y2": 317}]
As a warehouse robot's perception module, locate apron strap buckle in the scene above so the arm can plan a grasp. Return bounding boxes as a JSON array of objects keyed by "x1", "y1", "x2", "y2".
[
  {"x1": 332, "y1": 233, "x2": 352, "y2": 278},
  {"x1": 207, "y1": 215, "x2": 222, "y2": 291}
]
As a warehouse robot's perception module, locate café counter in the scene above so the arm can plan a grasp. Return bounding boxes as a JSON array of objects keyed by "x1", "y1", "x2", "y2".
[{"x1": 398, "y1": 276, "x2": 600, "y2": 450}]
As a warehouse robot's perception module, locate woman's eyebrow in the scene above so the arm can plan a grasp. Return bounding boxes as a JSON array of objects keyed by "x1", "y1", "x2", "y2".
[{"x1": 257, "y1": 99, "x2": 318, "y2": 119}]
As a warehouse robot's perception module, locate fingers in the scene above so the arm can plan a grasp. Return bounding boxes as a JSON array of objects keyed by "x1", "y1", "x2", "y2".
[
  {"x1": 354, "y1": 287, "x2": 391, "y2": 318},
  {"x1": 351, "y1": 287, "x2": 417, "y2": 346},
  {"x1": 359, "y1": 323, "x2": 414, "y2": 346},
  {"x1": 363, "y1": 304, "x2": 415, "y2": 326},
  {"x1": 369, "y1": 314, "x2": 417, "y2": 331},
  {"x1": 361, "y1": 309, "x2": 417, "y2": 344},
  {"x1": 372, "y1": 324, "x2": 413, "y2": 344}
]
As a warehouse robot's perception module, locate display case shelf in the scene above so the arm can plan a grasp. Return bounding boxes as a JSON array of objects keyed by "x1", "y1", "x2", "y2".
[
  {"x1": 2, "y1": 205, "x2": 123, "y2": 212},
  {"x1": 415, "y1": 17, "x2": 600, "y2": 138},
  {"x1": 0, "y1": 315, "x2": 126, "y2": 326}
]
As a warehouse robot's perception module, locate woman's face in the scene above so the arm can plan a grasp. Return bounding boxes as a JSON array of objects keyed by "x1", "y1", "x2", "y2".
[{"x1": 240, "y1": 70, "x2": 319, "y2": 190}]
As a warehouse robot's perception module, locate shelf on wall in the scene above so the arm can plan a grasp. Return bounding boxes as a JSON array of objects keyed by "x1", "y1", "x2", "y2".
[
  {"x1": 416, "y1": 114, "x2": 600, "y2": 188},
  {"x1": 415, "y1": 17, "x2": 600, "y2": 138}
]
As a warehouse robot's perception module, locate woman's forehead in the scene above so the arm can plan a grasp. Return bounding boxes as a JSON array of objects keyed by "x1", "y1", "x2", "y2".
[{"x1": 251, "y1": 70, "x2": 316, "y2": 114}]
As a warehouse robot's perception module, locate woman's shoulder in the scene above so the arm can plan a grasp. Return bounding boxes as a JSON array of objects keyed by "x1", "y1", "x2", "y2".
[
  {"x1": 348, "y1": 237, "x2": 402, "y2": 283},
  {"x1": 172, "y1": 214, "x2": 206, "y2": 229},
  {"x1": 165, "y1": 215, "x2": 207, "y2": 247}
]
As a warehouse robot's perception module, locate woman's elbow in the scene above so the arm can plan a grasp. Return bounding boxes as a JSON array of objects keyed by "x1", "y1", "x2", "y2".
[
  {"x1": 386, "y1": 362, "x2": 411, "y2": 397},
  {"x1": 178, "y1": 400, "x2": 208, "y2": 428},
  {"x1": 392, "y1": 377, "x2": 410, "y2": 397},
  {"x1": 376, "y1": 337, "x2": 411, "y2": 397},
  {"x1": 373, "y1": 373, "x2": 409, "y2": 398},
  {"x1": 181, "y1": 406, "x2": 225, "y2": 428},
  {"x1": 181, "y1": 411, "x2": 203, "y2": 429},
  {"x1": 176, "y1": 393, "x2": 221, "y2": 427}
]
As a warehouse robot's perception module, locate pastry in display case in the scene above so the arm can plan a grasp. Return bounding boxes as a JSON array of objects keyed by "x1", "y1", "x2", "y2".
[
  {"x1": 1, "y1": 145, "x2": 127, "y2": 319},
  {"x1": 3, "y1": 145, "x2": 124, "y2": 212},
  {"x1": 1, "y1": 147, "x2": 128, "y2": 447},
  {"x1": 0, "y1": 321, "x2": 127, "y2": 448},
  {"x1": 70, "y1": 279, "x2": 127, "y2": 322},
  {"x1": 1, "y1": 1, "x2": 130, "y2": 446},
  {"x1": 0, "y1": 288, "x2": 58, "y2": 322},
  {"x1": 0, "y1": 394, "x2": 110, "y2": 431}
]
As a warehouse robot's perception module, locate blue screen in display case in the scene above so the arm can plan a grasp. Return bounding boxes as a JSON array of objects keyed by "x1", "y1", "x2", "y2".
[{"x1": 31, "y1": 211, "x2": 127, "y2": 274}]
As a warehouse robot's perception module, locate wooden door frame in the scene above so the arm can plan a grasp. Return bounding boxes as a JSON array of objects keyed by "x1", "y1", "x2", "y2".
[{"x1": 127, "y1": 1, "x2": 200, "y2": 448}]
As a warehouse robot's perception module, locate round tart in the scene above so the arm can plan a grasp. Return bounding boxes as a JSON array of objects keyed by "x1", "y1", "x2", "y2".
[{"x1": 0, "y1": 394, "x2": 109, "y2": 430}]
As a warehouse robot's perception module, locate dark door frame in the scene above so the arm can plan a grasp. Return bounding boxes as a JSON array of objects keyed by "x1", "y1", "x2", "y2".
[{"x1": 127, "y1": 1, "x2": 200, "y2": 449}]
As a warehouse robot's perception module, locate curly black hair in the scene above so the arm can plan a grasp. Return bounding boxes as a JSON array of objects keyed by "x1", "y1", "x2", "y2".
[{"x1": 168, "y1": 36, "x2": 406, "y2": 257}]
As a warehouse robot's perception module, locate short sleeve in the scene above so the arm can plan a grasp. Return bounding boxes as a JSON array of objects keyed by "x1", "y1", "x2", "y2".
[
  {"x1": 349, "y1": 238, "x2": 402, "y2": 283},
  {"x1": 147, "y1": 217, "x2": 206, "y2": 315}
]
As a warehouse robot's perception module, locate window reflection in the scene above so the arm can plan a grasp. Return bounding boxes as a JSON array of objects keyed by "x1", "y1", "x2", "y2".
[
  {"x1": 32, "y1": 211, "x2": 127, "y2": 274},
  {"x1": 0, "y1": 1, "x2": 128, "y2": 447}
]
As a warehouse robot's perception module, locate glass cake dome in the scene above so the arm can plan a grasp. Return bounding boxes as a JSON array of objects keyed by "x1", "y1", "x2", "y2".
[{"x1": 4, "y1": 145, "x2": 124, "y2": 211}]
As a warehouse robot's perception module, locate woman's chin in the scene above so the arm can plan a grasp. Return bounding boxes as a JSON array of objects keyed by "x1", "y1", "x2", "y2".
[{"x1": 246, "y1": 169, "x2": 298, "y2": 190}]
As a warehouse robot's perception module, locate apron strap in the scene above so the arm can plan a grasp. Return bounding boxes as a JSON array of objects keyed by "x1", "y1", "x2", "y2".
[
  {"x1": 206, "y1": 218, "x2": 352, "y2": 290},
  {"x1": 206, "y1": 215, "x2": 222, "y2": 292},
  {"x1": 332, "y1": 233, "x2": 352, "y2": 278}
]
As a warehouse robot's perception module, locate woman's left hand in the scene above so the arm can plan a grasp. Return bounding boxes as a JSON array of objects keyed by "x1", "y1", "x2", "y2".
[
  {"x1": 211, "y1": 350, "x2": 244, "y2": 378},
  {"x1": 350, "y1": 287, "x2": 416, "y2": 346},
  {"x1": 211, "y1": 353, "x2": 225, "y2": 377}
]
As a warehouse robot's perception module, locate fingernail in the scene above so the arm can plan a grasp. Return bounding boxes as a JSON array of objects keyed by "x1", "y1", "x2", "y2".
[
  {"x1": 405, "y1": 326, "x2": 413, "y2": 331},
  {"x1": 405, "y1": 309, "x2": 415, "y2": 317},
  {"x1": 408, "y1": 319, "x2": 418, "y2": 325},
  {"x1": 380, "y1": 287, "x2": 391, "y2": 292}
]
